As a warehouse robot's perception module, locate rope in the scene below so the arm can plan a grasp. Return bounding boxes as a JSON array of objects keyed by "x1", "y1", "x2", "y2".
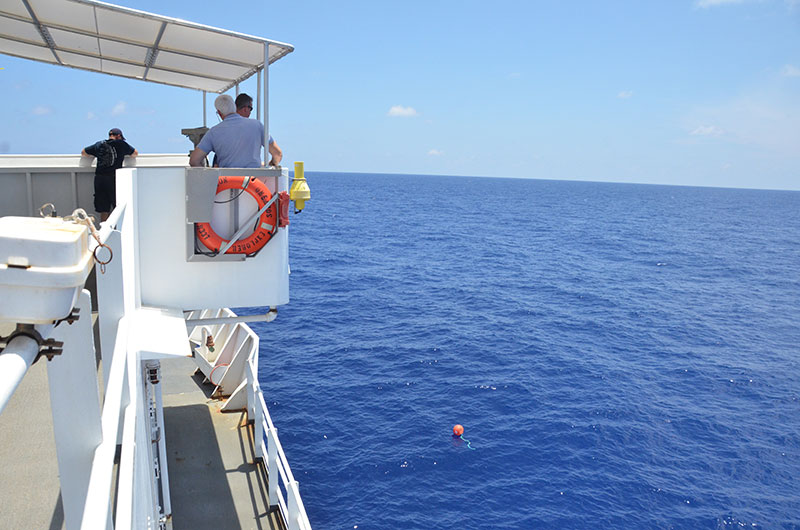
[
  {"x1": 40, "y1": 206, "x2": 113, "y2": 274},
  {"x1": 69, "y1": 208, "x2": 113, "y2": 273},
  {"x1": 459, "y1": 435, "x2": 476, "y2": 450}
]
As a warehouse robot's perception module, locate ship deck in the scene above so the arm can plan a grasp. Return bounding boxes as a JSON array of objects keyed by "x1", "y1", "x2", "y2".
[{"x1": 0, "y1": 321, "x2": 285, "y2": 529}]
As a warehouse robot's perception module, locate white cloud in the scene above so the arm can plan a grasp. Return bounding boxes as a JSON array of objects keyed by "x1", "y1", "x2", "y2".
[
  {"x1": 781, "y1": 64, "x2": 800, "y2": 77},
  {"x1": 387, "y1": 105, "x2": 418, "y2": 117},
  {"x1": 690, "y1": 125, "x2": 724, "y2": 136},
  {"x1": 618, "y1": 90, "x2": 634, "y2": 99},
  {"x1": 508, "y1": 72, "x2": 521, "y2": 79},
  {"x1": 428, "y1": 149, "x2": 443, "y2": 156},
  {"x1": 111, "y1": 101, "x2": 127, "y2": 116},
  {"x1": 32, "y1": 105, "x2": 52, "y2": 115},
  {"x1": 87, "y1": 111, "x2": 97, "y2": 120},
  {"x1": 685, "y1": 87, "x2": 800, "y2": 157}
]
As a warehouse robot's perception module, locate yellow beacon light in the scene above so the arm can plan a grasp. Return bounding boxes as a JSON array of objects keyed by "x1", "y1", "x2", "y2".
[{"x1": 290, "y1": 161, "x2": 311, "y2": 212}]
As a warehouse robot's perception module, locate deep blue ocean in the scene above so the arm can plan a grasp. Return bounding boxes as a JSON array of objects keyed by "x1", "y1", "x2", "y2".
[{"x1": 251, "y1": 173, "x2": 800, "y2": 529}]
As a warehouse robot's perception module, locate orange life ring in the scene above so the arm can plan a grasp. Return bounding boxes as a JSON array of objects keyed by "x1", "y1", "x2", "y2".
[{"x1": 196, "y1": 176, "x2": 276, "y2": 254}]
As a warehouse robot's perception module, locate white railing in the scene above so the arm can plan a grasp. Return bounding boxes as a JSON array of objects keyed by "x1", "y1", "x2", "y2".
[
  {"x1": 81, "y1": 202, "x2": 166, "y2": 530},
  {"x1": 187, "y1": 311, "x2": 312, "y2": 530},
  {"x1": 252, "y1": 370, "x2": 312, "y2": 530}
]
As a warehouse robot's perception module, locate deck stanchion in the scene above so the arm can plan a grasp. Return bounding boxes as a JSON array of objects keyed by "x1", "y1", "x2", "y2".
[
  {"x1": 48, "y1": 291, "x2": 103, "y2": 530},
  {"x1": 267, "y1": 427, "x2": 279, "y2": 506},
  {"x1": 287, "y1": 482, "x2": 300, "y2": 528}
]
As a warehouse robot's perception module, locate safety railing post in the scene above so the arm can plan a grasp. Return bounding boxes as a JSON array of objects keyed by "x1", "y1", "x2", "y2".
[
  {"x1": 287, "y1": 481, "x2": 300, "y2": 530},
  {"x1": 246, "y1": 359, "x2": 256, "y2": 423},
  {"x1": 267, "y1": 427, "x2": 279, "y2": 506},
  {"x1": 255, "y1": 394, "x2": 264, "y2": 461}
]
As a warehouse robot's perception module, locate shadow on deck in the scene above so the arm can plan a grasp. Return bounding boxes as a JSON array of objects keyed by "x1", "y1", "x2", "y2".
[{"x1": 161, "y1": 356, "x2": 285, "y2": 530}]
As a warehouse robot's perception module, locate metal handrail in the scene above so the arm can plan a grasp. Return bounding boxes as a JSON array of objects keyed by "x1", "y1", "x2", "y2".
[
  {"x1": 186, "y1": 313, "x2": 312, "y2": 529},
  {"x1": 81, "y1": 318, "x2": 130, "y2": 529},
  {"x1": 247, "y1": 359, "x2": 311, "y2": 530}
]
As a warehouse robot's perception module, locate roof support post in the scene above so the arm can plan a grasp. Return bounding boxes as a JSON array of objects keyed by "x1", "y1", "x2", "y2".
[
  {"x1": 202, "y1": 91, "x2": 207, "y2": 128},
  {"x1": 264, "y1": 42, "x2": 269, "y2": 167},
  {"x1": 256, "y1": 69, "x2": 262, "y2": 121}
]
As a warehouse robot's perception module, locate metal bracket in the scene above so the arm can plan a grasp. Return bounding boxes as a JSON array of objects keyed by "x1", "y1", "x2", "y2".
[
  {"x1": 38, "y1": 338, "x2": 64, "y2": 362},
  {"x1": 0, "y1": 326, "x2": 64, "y2": 363},
  {"x1": 54, "y1": 307, "x2": 81, "y2": 328}
]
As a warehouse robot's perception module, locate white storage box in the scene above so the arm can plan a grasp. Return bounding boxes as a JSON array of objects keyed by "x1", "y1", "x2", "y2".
[{"x1": 0, "y1": 216, "x2": 92, "y2": 324}]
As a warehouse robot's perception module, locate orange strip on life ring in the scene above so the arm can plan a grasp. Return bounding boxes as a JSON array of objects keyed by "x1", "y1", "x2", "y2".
[{"x1": 196, "y1": 176, "x2": 276, "y2": 254}]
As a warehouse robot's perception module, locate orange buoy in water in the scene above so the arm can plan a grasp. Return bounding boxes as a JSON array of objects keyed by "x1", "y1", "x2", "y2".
[{"x1": 453, "y1": 424, "x2": 464, "y2": 436}]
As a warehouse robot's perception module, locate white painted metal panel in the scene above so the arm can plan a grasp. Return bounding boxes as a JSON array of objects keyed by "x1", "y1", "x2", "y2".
[
  {"x1": 58, "y1": 49, "x2": 102, "y2": 70},
  {"x1": 47, "y1": 291, "x2": 103, "y2": 530},
  {"x1": 98, "y1": 57, "x2": 146, "y2": 78},
  {"x1": 156, "y1": 50, "x2": 249, "y2": 81},
  {"x1": 146, "y1": 68, "x2": 227, "y2": 93},
  {"x1": 100, "y1": 38, "x2": 149, "y2": 63},
  {"x1": 121, "y1": 167, "x2": 290, "y2": 310},
  {"x1": 49, "y1": 26, "x2": 100, "y2": 54},
  {"x1": 31, "y1": 0, "x2": 96, "y2": 33},
  {"x1": 0, "y1": 36, "x2": 55, "y2": 63},
  {"x1": 94, "y1": 7, "x2": 163, "y2": 44},
  {"x1": 1, "y1": 17, "x2": 41, "y2": 42}
]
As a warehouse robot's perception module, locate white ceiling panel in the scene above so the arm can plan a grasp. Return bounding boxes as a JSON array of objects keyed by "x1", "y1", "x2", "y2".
[
  {"x1": 0, "y1": 18, "x2": 43, "y2": 44},
  {"x1": 28, "y1": 0, "x2": 98, "y2": 34},
  {"x1": 0, "y1": 37, "x2": 55, "y2": 63},
  {"x1": 155, "y1": 50, "x2": 249, "y2": 83},
  {"x1": 49, "y1": 27, "x2": 100, "y2": 55},
  {"x1": 58, "y1": 49, "x2": 101, "y2": 70},
  {"x1": 99, "y1": 38, "x2": 148, "y2": 64},
  {"x1": 146, "y1": 68, "x2": 228, "y2": 93},
  {"x1": 95, "y1": 7, "x2": 163, "y2": 46},
  {"x1": 99, "y1": 59, "x2": 145, "y2": 79}
]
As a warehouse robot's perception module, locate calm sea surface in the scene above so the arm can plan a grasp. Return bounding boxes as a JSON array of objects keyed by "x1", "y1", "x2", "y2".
[{"x1": 249, "y1": 173, "x2": 800, "y2": 529}]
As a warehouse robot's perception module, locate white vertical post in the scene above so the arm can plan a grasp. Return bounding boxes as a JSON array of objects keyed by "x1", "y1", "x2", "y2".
[
  {"x1": 96, "y1": 229, "x2": 123, "y2": 389},
  {"x1": 154, "y1": 373, "x2": 171, "y2": 517},
  {"x1": 256, "y1": 69, "x2": 261, "y2": 120},
  {"x1": 264, "y1": 42, "x2": 269, "y2": 167},
  {"x1": 255, "y1": 394, "x2": 264, "y2": 460},
  {"x1": 202, "y1": 91, "x2": 207, "y2": 127},
  {"x1": 246, "y1": 359, "x2": 255, "y2": 423},
  {"x1": 116, "y1": 350, "x2": 141, "y2": 528},
  {"x1": 235, "y1": 83, "x2": 239, "y2": 96},
  {"x1": 47, "y1": 290, "x2": 104, "y2": 530},
  {"x1": 267, "y1": 428, "x2": 279, "y2": 506},
  {"x1": 288, "y1": 483, "x2": 300, "y2": 529}
]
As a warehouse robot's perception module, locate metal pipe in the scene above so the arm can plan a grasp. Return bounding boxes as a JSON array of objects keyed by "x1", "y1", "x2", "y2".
[
  {"x1": 0, "y1": 323, "x2": 53, "y2": 415},
  {"x1": 184, "y1": 311, "x2": 277, "y2": 329},
  {"x1": 0, "y1": 334, "x2": 39, "y2": 415},
  {"x1": 202, "y1": 90, "x2": 207, "y2": 127},
  {"x1": 264, "y1": 42, "x2": 269, "y2": 167}
]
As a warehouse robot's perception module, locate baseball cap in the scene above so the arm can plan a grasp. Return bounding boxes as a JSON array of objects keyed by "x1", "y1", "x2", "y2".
[{"x1": 109, "y1": 128, "x2": 125, "y2": 140}]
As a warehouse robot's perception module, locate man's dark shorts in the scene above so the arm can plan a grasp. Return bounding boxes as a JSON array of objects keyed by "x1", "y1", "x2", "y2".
[{"x1": 94, "y1": 174, "x2": 115, "y2": 213}]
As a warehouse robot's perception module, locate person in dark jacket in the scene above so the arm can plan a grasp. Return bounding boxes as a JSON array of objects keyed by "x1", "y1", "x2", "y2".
[{"x1": 81, "y1": 127, "x2": 137, "y2": 221}]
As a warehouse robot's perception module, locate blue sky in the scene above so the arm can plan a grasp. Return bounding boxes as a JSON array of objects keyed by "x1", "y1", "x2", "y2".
[{"x1": 2, "y1": 0, "x2": 798, "y2": 189}]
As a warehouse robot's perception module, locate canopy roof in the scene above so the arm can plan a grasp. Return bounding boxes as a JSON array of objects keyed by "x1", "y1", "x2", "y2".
[{"x1": 0, "y1": 0, "x2": 294, "y2": 93}]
